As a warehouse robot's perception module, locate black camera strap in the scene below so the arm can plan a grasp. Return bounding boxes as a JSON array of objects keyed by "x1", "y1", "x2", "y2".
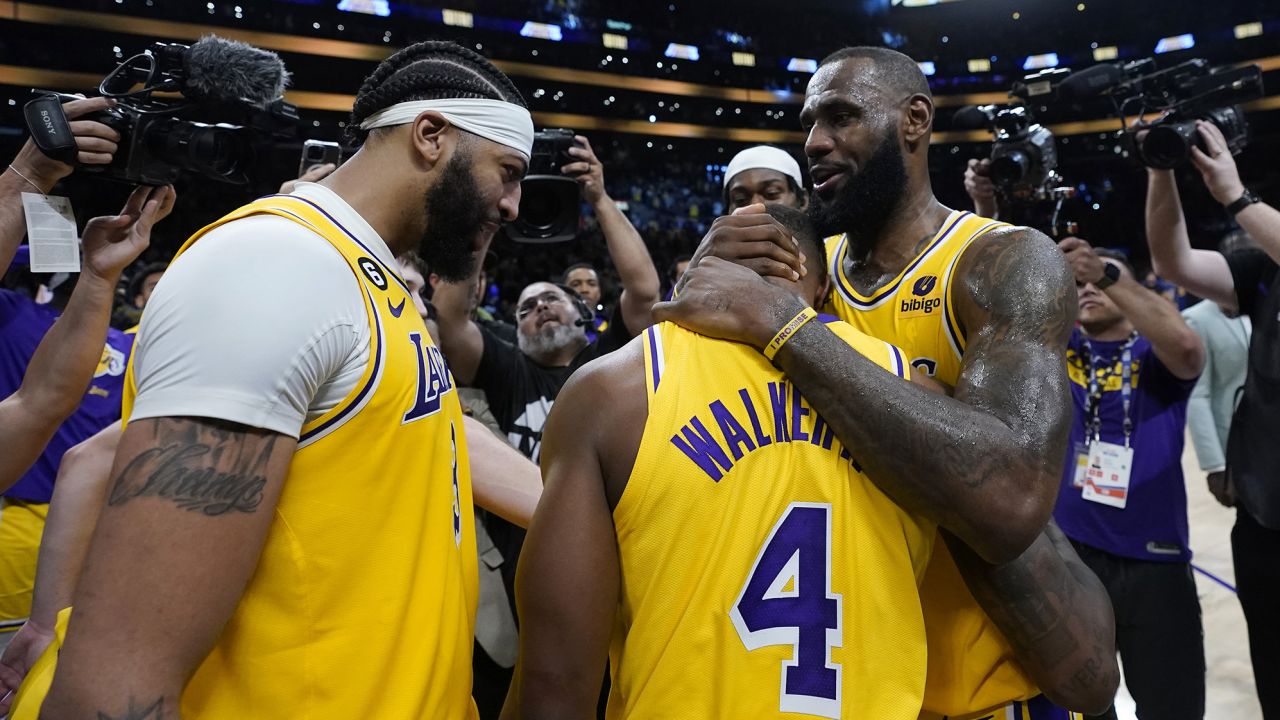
[{"x1": 22, "y1": 95, "x2": 80, "y2": 166}]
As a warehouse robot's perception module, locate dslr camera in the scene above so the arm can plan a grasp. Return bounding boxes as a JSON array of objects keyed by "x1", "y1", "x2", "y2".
[
  {"x1": 24, "y1": 36, "x2": 298, "y2": 186},
  {"x1": 507, "y1": 128, "x2": 583, "y2": 244}
]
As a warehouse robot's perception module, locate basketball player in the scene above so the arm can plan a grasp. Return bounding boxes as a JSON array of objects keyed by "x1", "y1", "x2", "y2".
[
  {"x1": 655, "y1": 47, "x2": 1119, "y2": 719},
  {"x1": 22, "y1": 42, "x2": 532, "y2": 719},
  {"x1": 723, "y1": 145, "x2": 808, "y2": 212},
  {"x1": 508, "y1": 204, "x2": 937, "y2": 719}
]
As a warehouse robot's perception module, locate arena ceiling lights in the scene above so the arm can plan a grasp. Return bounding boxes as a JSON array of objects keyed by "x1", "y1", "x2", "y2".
[
  {"x1": 918, "y1": 61, "x2": 937, "y2": 76},
  {"x1": 520, "y1": 21, "x2": 563, "y2": 41},
  {"x1": 1234, "y1": 22, "x2": 1264, "y2": 40},
  {"x1": 665, "y1": 43, "x2": 701, "y2": 61},
  {"x1": 967, "y1": 58, "x2": 991, "y2": 73},
  {"x1": 602, "y1": 32, "x2": 628, "y2": 50},
  {"x1": 1154, "y1": 33, "x2": 1195, "y2": 54},
  {"x1": 787, "y1": 57, "x2": 818, "y2": 73},
  {"x1": 732, "y1": 52, "x2": 757, "y2": 67},
  {"x1": 1093, "y1": 45, "x2": 1119, "y2": 62},
  {"x1": 441, "y1": 9, "x2": 473, "y2": 28},
  {"x1": 1022, "y1": 52, "x2": 1060, "y2": 70}
]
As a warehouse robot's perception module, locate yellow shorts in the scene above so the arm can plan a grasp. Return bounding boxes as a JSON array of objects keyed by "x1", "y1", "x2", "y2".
[
  {"x1": 920, "y1": 695, "x2": 1085, "y2": 720},
  {"x1": 0, "y1": 498, "x2": 48, "y2": 624}
]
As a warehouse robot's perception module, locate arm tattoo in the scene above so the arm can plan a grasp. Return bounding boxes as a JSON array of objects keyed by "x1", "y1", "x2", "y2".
[
  {"x1": 108, "y1": 418, "x2": 275, "y2": 516},
  {"x1": 775, "y1": 228, "x2": 1075, "y2": 556},
  {"x1": 97, "y1": 697, "x2": 166, "y2": 720}
]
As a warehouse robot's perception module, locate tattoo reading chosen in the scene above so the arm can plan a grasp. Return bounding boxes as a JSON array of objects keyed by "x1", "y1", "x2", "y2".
[{"x1": 108, "y1": 422, "x2": 275, "y2": 516}]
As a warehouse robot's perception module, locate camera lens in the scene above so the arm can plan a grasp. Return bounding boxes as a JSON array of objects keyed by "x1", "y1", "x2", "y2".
[
  {"x1": 519, "y1": 183, "x2": 563, "y2": 233},
  {"x1": 990, "y1": 150, "x2": 1030, "y2": 187},
  {"x1": 1141, "y1": 120, "x2": 1198, "y2": 170},
  {"x1": 146, "y1": 119, "x2": 247, "y2": 181}
]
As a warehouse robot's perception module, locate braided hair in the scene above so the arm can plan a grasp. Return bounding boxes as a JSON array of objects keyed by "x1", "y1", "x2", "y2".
[{"x1": 347, "y1": 40, "x2": 526, "y2": 145}]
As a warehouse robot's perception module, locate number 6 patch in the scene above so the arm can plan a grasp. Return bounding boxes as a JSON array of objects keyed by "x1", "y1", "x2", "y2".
[{"x1": 730, "y1": 502, "x2": 842, "y2": 718}]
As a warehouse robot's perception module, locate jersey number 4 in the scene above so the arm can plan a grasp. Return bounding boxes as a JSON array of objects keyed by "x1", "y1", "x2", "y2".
[{"x1": 730, "y1": 502, "x2": 842, "y2": 719}]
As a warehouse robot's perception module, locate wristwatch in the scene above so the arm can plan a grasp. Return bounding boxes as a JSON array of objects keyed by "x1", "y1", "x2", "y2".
[
  {"x1": 1094, "y1": 261, "x2": 1121, "y2": 290},
  {"x1": 1226, "y1": 189, "x2": 1261, "y2": 217}
]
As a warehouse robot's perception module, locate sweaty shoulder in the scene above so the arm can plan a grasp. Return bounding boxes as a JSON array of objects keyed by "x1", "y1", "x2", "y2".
[
  {"x1": 131, "y1": 214, "x2": 368, "y2": 438},
  {"x1": 549, "y1": 333, "x2": 648, "y2": 509},
  {"x1": 952, "y1": 224, "x2": 1076, "y2": 348}
]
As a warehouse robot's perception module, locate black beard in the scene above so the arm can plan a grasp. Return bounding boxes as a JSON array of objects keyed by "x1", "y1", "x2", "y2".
[
  {"x1": 807, "y1": 134, "x2": 908, "y2": 253},
  {"x1": 418, "y1": 145, "x2": 491, "y2": 283}
]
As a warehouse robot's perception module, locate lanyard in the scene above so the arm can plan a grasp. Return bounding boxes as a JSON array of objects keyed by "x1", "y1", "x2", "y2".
[{"x1": 1082, "y1": 332, "x2": 1138, "y2": 448}]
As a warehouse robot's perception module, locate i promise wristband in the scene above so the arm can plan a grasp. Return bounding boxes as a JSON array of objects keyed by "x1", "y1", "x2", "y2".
[{"x1": 764, "y1": 306, "x2": 818, "y2": 361}]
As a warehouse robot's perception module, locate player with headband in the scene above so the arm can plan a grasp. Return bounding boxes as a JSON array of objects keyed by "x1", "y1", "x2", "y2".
[{"x1": 19, "y1": 41, "x2": 528, "y2": 720}]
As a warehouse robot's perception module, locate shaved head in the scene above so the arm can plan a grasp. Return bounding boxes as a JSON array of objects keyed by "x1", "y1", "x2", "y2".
[{"x1": 819, "y1": 46, "x2": 931, "y2": 100}]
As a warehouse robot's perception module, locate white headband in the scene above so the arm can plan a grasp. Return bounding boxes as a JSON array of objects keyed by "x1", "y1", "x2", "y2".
[
  {"x1": 724, "y1": 145, "x2": 805, "y2": 190},
  {"x1": 359, "y1": 98, "x2": 535, "y2": 158}
]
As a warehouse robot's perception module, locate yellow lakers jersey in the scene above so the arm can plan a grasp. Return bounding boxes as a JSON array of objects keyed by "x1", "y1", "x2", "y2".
[
  {"x1": 608, "y1": 320, "x2": 935, "y2": 719},
  {"x1": 12, "y1": 195, "x2": 479, "y2": 719},
  {"x1": 823, "y1": 210, "x2": 1039, "y2": 716}
]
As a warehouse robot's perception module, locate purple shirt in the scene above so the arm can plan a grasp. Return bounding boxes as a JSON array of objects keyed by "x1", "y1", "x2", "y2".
[
  {"x1": 1055, "y1": 330, "x2": 1197, "y2": 562},
  {"x1": 0, "y1": 289, "x2": 133, "y2": 503}
]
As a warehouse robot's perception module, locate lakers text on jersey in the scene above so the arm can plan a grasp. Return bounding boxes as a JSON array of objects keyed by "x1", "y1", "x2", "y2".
[{"x1": 11, "y1": 195, "x2": 479, "y2": 720}]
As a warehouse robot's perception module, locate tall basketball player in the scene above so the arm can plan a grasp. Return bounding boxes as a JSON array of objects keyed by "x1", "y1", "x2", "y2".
[
  {"x1": 508, "y1": 204, "x2": 938, "y2": 719},
  {"x1": 25, "y1": 42, "x2": 531, "y2": 720},
  {"x1": 655, "y1": 47, "x2": 1120, "y2": 719}
]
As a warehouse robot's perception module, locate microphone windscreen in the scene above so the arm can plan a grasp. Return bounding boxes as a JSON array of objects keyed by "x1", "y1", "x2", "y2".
[
  {"x1": 952, "y1": 105, "x2": 993, "y2": 130},
  {"x1": 183, "y1": 35, "x2": 291, "y2": 107},
  {"x1": 1058, "y1": 63, "x2": 1125, "y2": 102}
]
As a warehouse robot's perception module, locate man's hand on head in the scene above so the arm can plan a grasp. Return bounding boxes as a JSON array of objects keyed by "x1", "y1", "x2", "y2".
[
  {"x1": 680, "y1": 204, "x2": 806, "y2": 294},
  {"x1": 11, "y1": 96, "x2": 121, "y2": 192},
  {"x1": 652, "y1": 256, "x2": 805, "y2": 349}
]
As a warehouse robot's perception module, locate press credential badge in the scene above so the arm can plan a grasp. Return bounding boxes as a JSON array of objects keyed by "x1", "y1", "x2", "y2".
[{"x1": 1082, "y1": 440, "x2": 1133, "y2": 509}]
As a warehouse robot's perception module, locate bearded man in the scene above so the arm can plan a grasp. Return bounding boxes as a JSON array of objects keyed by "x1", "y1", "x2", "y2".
[{"x1": 22, "y1": 40, "x2": 528, "y2": 720}]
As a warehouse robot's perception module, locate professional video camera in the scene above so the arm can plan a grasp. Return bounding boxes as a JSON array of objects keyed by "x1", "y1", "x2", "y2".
[
  {"x1": 23, "y1": 36, "x2": 299, "y2": 186},
  {"x1": 507, "y1": 128, "x2": 583, "y2": 244},
  {"x1": 1057, "y1": 57, "x2": 1263, "y2": 169},
  {"x1": 955, "y1": 69, "x2": 1080, "y2": 236}
]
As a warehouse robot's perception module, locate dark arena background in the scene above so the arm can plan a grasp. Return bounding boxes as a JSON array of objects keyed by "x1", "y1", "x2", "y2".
[{"x1": 2, "y1": 0, "x2": 1278, "y2": 308}]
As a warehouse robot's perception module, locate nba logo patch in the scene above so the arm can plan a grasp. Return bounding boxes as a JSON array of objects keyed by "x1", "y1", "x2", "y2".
[{"x1": 900, "y1": 275, "x2": 941, "y2": 317}]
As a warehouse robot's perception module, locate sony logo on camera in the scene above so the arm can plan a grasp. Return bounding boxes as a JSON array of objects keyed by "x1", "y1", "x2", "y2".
[{"x1": 39, "y1": 109, "x2": 58, "y2": 136}]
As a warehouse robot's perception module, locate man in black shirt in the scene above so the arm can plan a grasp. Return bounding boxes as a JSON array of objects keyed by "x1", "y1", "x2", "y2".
[
  {"x1": 469, "y1": 281, "x2": 631, "y2": 460},
  {"x1": 1145, "y1": 120, "x2": 1280, "y2": 719}
]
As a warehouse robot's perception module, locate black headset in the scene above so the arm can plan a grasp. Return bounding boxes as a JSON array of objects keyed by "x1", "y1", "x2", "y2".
[{"x1": 554, "y1": 283, "x2": 596, "y2": 328}]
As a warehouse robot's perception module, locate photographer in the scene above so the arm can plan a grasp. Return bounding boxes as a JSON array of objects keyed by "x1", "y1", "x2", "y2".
[
  {"x1": 1145, "y1": 120, "x2": 1280, "y2": 718},
  {"x1": 1, "y1": 96, "x2": 122, "y2": 268},
  {"x1": 558, "y1": 135, "x2": 661, "y2": 340},
  {"x1": 1057, "y1": 239, "x2": 1205, "y2": 720},
  {"x1": 0, "y1": 184, "x2": 174, "y2": 632}
]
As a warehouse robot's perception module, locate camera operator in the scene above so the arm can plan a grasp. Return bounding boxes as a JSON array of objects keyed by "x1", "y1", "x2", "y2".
[
  {"x1": 1, "y1": 96, "x2": 121, "y2": 269},
  {"x1": 0, "y1": 184, "x2": 174, "y2": 635},
  {"x1": 1, "y1": 97, "x2": 171, "y2": 631},
  {"x1": 1181, "y1": 230, "x2": 1253, "y2": 509},
  {"x1": 965, "y1": 158, "x2": 999, "y2": 220},
  {"x1": 1144, "y1": 120, "x2": 1280, "y2": 718},
  {"x1": 558, "y1": 134, "x2": 661, "y2": 340},
  {"x1": 1056, "y1": 238, "x2": 1206, "y2": 720}
]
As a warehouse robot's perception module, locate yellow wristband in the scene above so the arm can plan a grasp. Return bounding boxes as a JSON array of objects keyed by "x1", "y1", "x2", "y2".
[{"x1": 763, "y1": 306, "x2": 817, "y2": 361}]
